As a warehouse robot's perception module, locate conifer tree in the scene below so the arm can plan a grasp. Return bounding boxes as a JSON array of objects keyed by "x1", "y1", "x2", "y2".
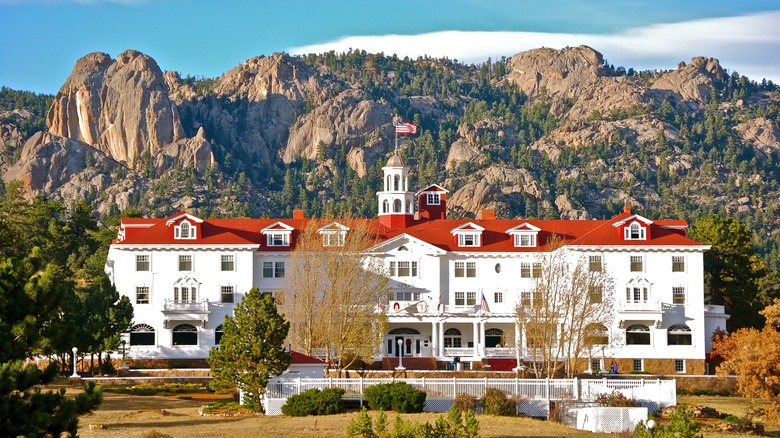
[{"x1": 208, "y1": 288, "x2": 291, "y2": 411}]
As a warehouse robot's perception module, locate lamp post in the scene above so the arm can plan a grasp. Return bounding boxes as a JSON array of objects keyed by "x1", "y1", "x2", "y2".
[
  {"x1": 646, "y1": 419, "x2": 656, "y2": 438},
  {"x1": 395, "y1": 339, "x2": 405, "y2": 371},
  {"x1": 120, "y1": 340, "x2": 128, "y2": 369},
  {"x1": 70, "y1": 347, "x2": 80, "y2": 378}
]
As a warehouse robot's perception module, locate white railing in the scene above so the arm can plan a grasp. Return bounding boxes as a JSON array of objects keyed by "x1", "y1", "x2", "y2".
[
  {"x1": 484, "y1": 347, "x2": 515, "y2": 357},
  {"x1": 442, "y1": 347, "x2": 473, "y2": 357},
  {"x1": 617, "y1": 300, "x2": 661, "y2": 312},
  {"x1": 579, "y1": 378, "x2": 676, "y2": 411},
  {"x1": 266, "y1": 377, "x2": 579, "y2": 401},
  {"x1": 162, "y1": 299, "x2": 210, "y2": 312}
]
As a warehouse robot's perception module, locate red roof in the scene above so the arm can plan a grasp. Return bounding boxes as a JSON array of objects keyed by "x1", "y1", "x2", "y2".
[
  {"x1": 291, "y1": 351, "x2": 327, "y2": 365},
  {"x1": 114, "y1": 212, "x2": 703, "y2": 250}
]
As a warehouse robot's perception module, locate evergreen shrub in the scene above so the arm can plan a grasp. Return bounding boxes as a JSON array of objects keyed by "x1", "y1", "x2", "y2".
[
  {"x1": 363, "y1": 382, "x2": 426, "y2": 413},
  {"x1": 281, "y1": 387, "x2": 346, "y2": 416}
]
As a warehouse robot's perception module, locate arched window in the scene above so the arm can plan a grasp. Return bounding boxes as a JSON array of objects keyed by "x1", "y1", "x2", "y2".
[
  {"x1": 585, "y1": 324, "x2": 609, "y2": 345},
  {"x1": 625, "y1": 222, "x2": 646, "y2": 240},
  {"x1": 485, "y1": 328, "x2": 504, "y2": 348},
  {"x1": 444, "y1": 328, "x2": 462, "y2": 348},
  {"x1": 626, "y1": 324, "x2": 650, "y2": 345},
  {"x1": 406, "y1": 200, "x2": 412, "y2": 214},
  {"x1": 667, "y1": 324, "x2": 692, "y2": 346},
  {"x1": 172, "y1": 324, "x2": 198, "y2": 346},
  {"x1": 215, "y1": 324, "x2": 224, "y2": 345},
  {"x1": 173, "y1": 275, "x2": 200, "y2": 303},
  {"x1": 386, "y1": 175, "x2": 391, "y2": 191},
  {"x1": 388, "y1": 327, "x2": 421, "y2": 335},
  {"x1": 394, "y1": 174, "x2": 400, "y2": 191},
  {"x1": 382, "y1": 200, "x2": 389, "y2": 213},
  {"x1": 393, "y1": 199, "x2": 402, "y2": 213},
  {"x1": 180, "y1": 222, "x2": 190, "y2": 238},
  {"x1": 130, "y1": 324, "x2": 155, "y2": 346}
]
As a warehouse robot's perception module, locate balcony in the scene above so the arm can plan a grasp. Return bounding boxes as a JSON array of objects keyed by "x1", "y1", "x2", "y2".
[
  {"x1": 616, "y1": 299, "x2": 662, "y2": 315},
  {"x1": 161, "y1": 299, "x2": 211, "y2": 322},
  {"x1": 388, "y1": 300, "x2": 432, "y2": 315}
]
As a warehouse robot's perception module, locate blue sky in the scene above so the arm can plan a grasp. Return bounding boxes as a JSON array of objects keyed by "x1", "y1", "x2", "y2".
[{"x1": 1, "y1": 0, "x2": 779, "y2": 94}]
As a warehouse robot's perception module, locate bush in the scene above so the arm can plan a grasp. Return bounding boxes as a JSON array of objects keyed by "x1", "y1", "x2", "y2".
[
  {"x1": 363, "y1": 382, "x2": 426, "y2": 413},
  {"x1": 454, "y1": 393, "x2": 479, "y2": 413},
  {"x1": 282, "y1": 387, "x2": 345, "y2": 416},
  {"x1": 595, "y1": 391, "x2": 640, "y2": 407},
  {"x1": 346, "y1": 405, "x2": 479, "y2": 438},
  {"x1": 481, "y1": 388, "x2": 515, "y2": 416}
]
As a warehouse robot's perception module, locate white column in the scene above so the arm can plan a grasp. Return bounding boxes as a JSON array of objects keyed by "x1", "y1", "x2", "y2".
[
  {"x1": 431, "y1": 321, "x2": 438, "y2": 357},
  {"x1": 479, "y1": 321, "x2": 486, "y2": 356},
  {"x1": 439, "y1": 321, "x2": 445, "y2": 357},
  {"x1": 472, "y1": 321, "x2": 479, "y2": 357}
]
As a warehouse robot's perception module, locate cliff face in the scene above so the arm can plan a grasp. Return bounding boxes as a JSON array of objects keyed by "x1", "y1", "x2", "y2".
[{"x1": 2, "y1": 46, "x2": 779, "y2": 236}]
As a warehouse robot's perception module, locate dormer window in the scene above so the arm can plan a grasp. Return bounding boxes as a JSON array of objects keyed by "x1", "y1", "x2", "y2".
[
  {"x1": 318, "y1": 222, "x2": 349, "y2": 247},
  {"x1": 174, "y1": 221, "x2": 197, "y2": 240},
  {"x1": 261, "y1": 222, "x2": 294, "y2": 247},
  {"x1": 624, "y1": 222, "x2": 646, "y2": 240},
  {"x1": 267, "y1": 233, "x2": 289, "y2": 246},
  {"x1": 451, "y1": 222, "x2": 485, "y2": 248},
  {"x1": 427, "y1": 193, "x2": 441, "y2": 205},
  {"x1": 458, "y1": 233, "x2": 480, "y2": 247},
  {"x1": 506, "y1": 223, "x2": 541, "y2": 248}
]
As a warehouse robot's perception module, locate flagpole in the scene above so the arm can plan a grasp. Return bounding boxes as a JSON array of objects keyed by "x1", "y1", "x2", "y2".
[{"x1": 394, "y1": 115, "x2": 398, "y2": 153}]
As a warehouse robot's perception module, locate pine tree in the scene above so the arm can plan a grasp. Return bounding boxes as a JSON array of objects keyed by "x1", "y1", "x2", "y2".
[{"x1": 208, "y1": 289, "x2": 291, "y2": 411}]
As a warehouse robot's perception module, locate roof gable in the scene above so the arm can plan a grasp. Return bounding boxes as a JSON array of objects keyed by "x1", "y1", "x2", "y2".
[
  {"x1": 450, "y1": 222, "x2": 485, "y2": 234},
  {"x1": 165, "y1": 212, "x2": 204, "y2": 226},
  {"x1": 505, "y1": 223, "x2": 541, "y2": 233},
  {"x1": 261, "y1": 221, "x2": 294, "y2": 233},
  {"x1": 416, "y1": 184, "x2": 449, "y2": 195}
]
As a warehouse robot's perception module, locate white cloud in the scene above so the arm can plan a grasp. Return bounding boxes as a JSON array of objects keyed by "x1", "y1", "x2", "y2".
[{"x1": 289, "y1": 10, "x2": 780, "y2": 83}]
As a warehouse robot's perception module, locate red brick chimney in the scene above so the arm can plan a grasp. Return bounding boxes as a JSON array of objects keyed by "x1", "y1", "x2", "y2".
[{"x1": 293, "y1": 209, "x2": 305, "y2": 219}]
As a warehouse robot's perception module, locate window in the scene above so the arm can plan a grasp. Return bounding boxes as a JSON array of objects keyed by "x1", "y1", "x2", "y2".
[
  {"x1": 672, "y1": 256, "x2": 685, "y2": 272},
  {"x1": 586, "y1": 324, "x2": 609, "y2": 345},
  {"x1": 129, "y1": 324, "x2": 155, "y2": 346},
  {"x1": 626, "y1": 287, "x2": 649, "y2": 303},
  {"x1": 221, "y1": 286, "x2": 234, "y2": 303},
  {"x1": 466, "y1": 292, "x2": 477, "y2": 306},
  {"x1": 520, "y1": 291, "x2": 532, "y2": 307},
  {"x1": 514, "y1": 233, "x2": 537, "y2": 247},
  {"x1": 443, "y1": 328, "x2": 462, "y2": 348},
  {"x1": 136, "y1": 286, "x2": 150, "y2": 304},
  {"x1": 458, "y1": 233, "x2": 480, "y2": 247},
  {"x1": 589, "y1": 285, "x2": 603, "y2": 304},
  {"x1": 215, "y1": 324, "x2": 224, "y2": 345},
  {"x1": 591, "y1": 359, "x2": 603, "y2": 372},
  {"x1": 136, "y1": 254, "x2": 150, "y2": 271},
  {"x1": 322, "y1": 232, "x2": 345, "y2": 247},
  {"x1": 174, "y1": 221, "x2": 197, "y2": 239},
  {"x1": 520, "y1": 262, "x2": 531, "y2": 278},
  {"x1": 673, "y1": 287, "x2": 686, "y2": 304},
  {"x1": 675, "y1": 359, "x2": 685, "y2": 373},
  {"x1": 179, "y1": 254, "x2": 192, "y2": 271},
  {"x1": 427, "y1": 193, "x2": 441, "y2": 205},
  {"x1": 588, "y1": 255, "x2": 602, "y2": 272},
  {"x1": 395, "y1": 261, "x2": 417, "y2": 277},
  {"x1": 532, "y1": 262, "x2": 542, "y2": 278},
  {"x1": 624, "y1": 222, "x2": 646, "y2": 240},
  {"x1": 626, "y1": 324, "x2": 651, "y2": 345},
  {"x1": 172, "y1": 324, "x2": 198, "y2": 346},
  {"x1": 393, "y1": 199, "x2": 402, "y2": 213},
  {"x1": 267, "y1": 232, "x2": 289, "y2": 247},
  {"x1": 667, "y1": 324, "x2": 692, "y2": 345},
  {"x1": 395, "y1": 291, "x2": 420, "y2": 301},
  {"x1": 389, "y1": 261, "x2": 397, "y2": 276},
  {"x1": 174, "y1": 286, "x2": 196, "y2": 302},
  {"x1": 466, "y1": 262, "x2": 476, "y2": 278},
  {"x1": 629, "y1": 256, "x2": 643, "y2": 272},
  {"x1": 454, "y1": 262, "x2": 464, "y2": 277},
  {"x1": 221, "y1": 254, "x2": 234, "y2": 271},
  {"x1": 633, "y1": 359, "x2": 644, "y2": 372},
  {"x1": 455, "y1": 292, "x2": 465, "y2": 306},
  {"x1": 494, "y1": 292, "x2": 503, "y2": 304},
  {"x1": 263, "y1": 261, "x2": 285, "y2": 278}
]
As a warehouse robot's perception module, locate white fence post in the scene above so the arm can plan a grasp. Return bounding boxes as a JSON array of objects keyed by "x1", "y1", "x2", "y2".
[{"x1": 573, "y1": 377, "x2": 579, "y2": 400}]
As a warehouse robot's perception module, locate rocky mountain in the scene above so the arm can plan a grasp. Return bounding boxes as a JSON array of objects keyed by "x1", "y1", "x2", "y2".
[{"x1": 2, "y1": 45, "x2": 780, "y2": 266}]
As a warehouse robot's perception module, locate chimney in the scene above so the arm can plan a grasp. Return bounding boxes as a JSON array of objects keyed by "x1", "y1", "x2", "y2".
[
  {"x1": 479, "y1": 209, "x2": 495, "y2": 220},
  {"x1": 293, "y1": 209, "x2": 305, "y2": 219},
  {"x1": 623, "y1": 204, "x2": 631, "y2": 215}
]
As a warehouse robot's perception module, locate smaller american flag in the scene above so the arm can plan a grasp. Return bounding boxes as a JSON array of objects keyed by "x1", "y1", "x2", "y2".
[
  {"x1": 480, "y1": 292, "x2": 490, "y2": 314},
  {"x1": 395, "y1": 121, "x2": 418, "y2": 135}
]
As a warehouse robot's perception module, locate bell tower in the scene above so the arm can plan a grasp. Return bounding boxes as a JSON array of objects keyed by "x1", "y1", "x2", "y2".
[{"x1": 377, "y1": 152, "x2": 415, "y2": 229}]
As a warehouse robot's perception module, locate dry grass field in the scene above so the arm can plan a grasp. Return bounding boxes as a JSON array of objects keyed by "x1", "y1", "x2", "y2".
[{"x1": 68, "y1": 386, "x2": 780, "y2": 438}]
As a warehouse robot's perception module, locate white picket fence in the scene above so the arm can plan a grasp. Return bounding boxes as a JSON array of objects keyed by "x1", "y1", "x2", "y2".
[{"x1": 262, "y1": 377, "x2": 676, "y2": 416}]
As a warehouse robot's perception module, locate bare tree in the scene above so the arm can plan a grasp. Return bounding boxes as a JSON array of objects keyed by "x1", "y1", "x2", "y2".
[
  {"x1": 517, "y1": 235, "x2": 615, "y2": 378},
  {"x1": 282, "y1": 219, "x2": 389, "y2": 373}
]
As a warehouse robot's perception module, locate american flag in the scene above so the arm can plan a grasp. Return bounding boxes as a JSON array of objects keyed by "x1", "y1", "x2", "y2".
[
  {"x1": 480, "y1": 292, "x2": 490, "y2": 314},
  {"x1": 395, "y1": 121, "x2": 417, "y2": 135}
]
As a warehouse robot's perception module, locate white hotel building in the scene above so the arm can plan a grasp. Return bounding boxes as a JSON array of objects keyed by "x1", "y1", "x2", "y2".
[{"x1": 105, "y1": 154, "x2": 728, "y2": 374}]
